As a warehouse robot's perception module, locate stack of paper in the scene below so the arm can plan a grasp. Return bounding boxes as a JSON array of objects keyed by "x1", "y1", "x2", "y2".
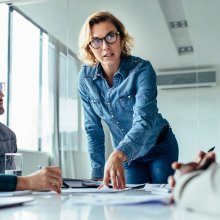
[
  {"x1": 143, "y1": 184, "x2": 172, "y2": 193},
  {"x1": 65, "y1": 194, "x2": 172, "y2": 205},
  {"x1": 62, "y1": 185, "x2": 129, "y2": 194}
]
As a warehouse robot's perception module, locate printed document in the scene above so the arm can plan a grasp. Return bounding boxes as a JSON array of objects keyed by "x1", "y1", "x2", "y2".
[{"x1": 65, "y1": 194, "x2": 171, "y2": 205}]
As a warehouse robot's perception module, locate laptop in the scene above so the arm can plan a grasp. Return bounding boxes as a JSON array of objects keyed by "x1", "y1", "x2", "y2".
[{"x1": 0, "y1": 197, "x2": 34, "y2": 208}]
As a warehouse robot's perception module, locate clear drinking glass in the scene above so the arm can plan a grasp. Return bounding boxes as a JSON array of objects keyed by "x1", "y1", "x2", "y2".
[{"x1": 5, "y1": 153, "x2": 23, "y2": 176}]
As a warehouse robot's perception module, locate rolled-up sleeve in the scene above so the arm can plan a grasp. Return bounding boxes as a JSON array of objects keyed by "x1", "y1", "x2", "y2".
[
  {"x1": 0, "y1": 174, "x2": 17, "y2": 191},
  {"x1": 173, "y1": 164, "x2": 220, "y2": 215}
]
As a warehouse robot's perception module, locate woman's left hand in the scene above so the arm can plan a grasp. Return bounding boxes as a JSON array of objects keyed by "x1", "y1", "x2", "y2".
[{"x1": 102, "y1": 151, "x2": 127, "y2": 189}]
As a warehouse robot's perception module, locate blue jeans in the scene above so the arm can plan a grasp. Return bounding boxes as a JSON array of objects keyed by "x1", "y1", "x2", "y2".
[{"x1": 124, "y1": 128, "x2": 179, "y2": 184}]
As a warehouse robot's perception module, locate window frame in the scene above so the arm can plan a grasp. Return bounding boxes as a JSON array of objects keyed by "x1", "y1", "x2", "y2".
[{"x1": 2, "y1": 5, "x2": 81, "y2": 152}]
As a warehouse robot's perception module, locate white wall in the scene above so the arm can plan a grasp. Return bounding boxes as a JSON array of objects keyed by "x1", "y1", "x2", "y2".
[
  {"x1": 74, "y1": 123, "x2": 113, "y2": 179},
  {"x1": 157, "y1": 85, "x2": 220, "y2": 162}
]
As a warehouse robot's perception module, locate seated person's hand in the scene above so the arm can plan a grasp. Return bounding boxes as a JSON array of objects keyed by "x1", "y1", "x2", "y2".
[
  {"x1": 169, "y1": 151, "x2": 216, "y2": 188},
  {"x1": 16, "y1": 166, "x2": 62, "y2": 193},
  {"x1": 195, "y1": 150, "x2": 207, "y2": 163}
]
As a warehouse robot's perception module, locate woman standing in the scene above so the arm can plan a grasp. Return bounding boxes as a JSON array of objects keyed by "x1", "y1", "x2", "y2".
[{"x1": 78, "y1": 11, "x2": 178, "y2": 189}]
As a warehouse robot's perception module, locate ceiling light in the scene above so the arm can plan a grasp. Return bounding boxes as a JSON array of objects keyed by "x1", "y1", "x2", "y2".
[
  {"x1": 170, "y1": 20, "x2": 188, "y2": 29},
  {"x1": 159, "y1": 0, "x2": 194, "y2": 56},
  {"x1": 178, "y1": 46, "x2": 194, "y2": 55}
]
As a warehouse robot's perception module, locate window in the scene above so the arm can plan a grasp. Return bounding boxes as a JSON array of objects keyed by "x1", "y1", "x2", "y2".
[
  {"x1": 0, "y1": 5, "x2": 81, "y2": 153},
  {"x1": 9, "y1": 10, "x2": 40, "y2": 150},
  {"x1": 0, "y1": 4, "x2": 9, "y2": 124},
  {"x1": 59, "y1": 52, "x2": 79, "y2": 151}
]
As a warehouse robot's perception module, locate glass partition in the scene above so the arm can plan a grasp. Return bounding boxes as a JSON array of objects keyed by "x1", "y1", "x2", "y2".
[
  {"x1": 0, "y1": 4, "x2": 9, "y2": 124},
  {"x1": 0, "y1": 0, "x2": 219, "y2": 167}
]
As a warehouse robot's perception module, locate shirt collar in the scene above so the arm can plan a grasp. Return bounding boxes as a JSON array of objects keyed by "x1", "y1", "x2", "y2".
[
  {"x1": 92, "y1": 55, "x2": 130, "y2": 80},
  {"x1": 117, "y1": 56, "x2": 129, "y2": 79},
  {"x1": 93, "y1": 63, "x2": 103, "y2": 80}
]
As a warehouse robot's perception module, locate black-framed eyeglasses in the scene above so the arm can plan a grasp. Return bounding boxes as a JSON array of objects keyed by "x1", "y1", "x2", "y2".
[
  {"x1": 89, "y1": 32, "x2": 120, "y2": 49},
  {"x1": 0, "y1": 82, "x2": 5, "y2": 92}
]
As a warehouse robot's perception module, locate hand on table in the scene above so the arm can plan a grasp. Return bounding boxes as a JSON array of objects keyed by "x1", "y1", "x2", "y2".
[
  {"x1": 16, "y1": 166, "x2": 62, "y2": 193},
  {"x1": 101, "y1": 151, "x2": 127, "y2": 190}
]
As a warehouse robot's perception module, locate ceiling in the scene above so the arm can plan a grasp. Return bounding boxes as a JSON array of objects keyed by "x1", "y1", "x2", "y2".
[{"x1": 4, "y1": 0, "x2": 220, "y2": 72}]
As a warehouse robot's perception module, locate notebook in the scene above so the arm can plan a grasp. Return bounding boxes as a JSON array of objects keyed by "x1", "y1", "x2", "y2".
[{"x1": 0, "y1": 196, "x2": 34, "y2": 208}]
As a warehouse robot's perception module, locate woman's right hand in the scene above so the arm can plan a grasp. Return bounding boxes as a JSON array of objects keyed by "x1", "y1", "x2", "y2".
[{"x1": 102, "y1": 150, "x2": 127, "y2": 189}]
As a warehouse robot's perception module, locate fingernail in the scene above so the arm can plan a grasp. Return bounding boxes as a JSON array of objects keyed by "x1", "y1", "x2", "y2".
[{"x1": 168, "y1": 176, "x2": 172, "y2": 184}]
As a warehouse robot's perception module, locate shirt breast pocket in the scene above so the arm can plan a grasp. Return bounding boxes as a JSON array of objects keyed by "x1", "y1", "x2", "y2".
[
  {"x1": 119, "y1": 92, "x2": 136, "y2": 113},
  {"x1": 89, "y1": 98, "x2": 104, "y2": 117}
]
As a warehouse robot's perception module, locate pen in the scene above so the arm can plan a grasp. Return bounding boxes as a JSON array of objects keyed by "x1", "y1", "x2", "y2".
[{"x1": 207, "y1": 146, "x2": 215, "y2": 152}]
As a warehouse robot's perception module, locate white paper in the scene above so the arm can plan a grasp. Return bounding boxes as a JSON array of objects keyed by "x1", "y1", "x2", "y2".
[
  {"x1": 61, "y1": 186, "x2": 130, "y2": 194},
  {"x1": 0, "y1": 196, "x2": 34, "y2": 208},
  {"x1": 31, "y1": 186, "x2": 129, "y2": 196},
  {"x1": 126, "y1": 183, "x2": 146, "y2": 189},
  {"x1": 143, "y1": 184, "x2": 172, "y2": 193},
  {"x1": 65, "y1": 194, "x2": 171, "y2": 205},
  {"x1": 0, "y1": 190, "x2": 32, "y2": 197}
]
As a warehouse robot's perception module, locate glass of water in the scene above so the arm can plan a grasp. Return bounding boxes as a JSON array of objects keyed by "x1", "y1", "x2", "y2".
[{"x1": 5, "y1": 153, "x2": 23, "y2": 176}]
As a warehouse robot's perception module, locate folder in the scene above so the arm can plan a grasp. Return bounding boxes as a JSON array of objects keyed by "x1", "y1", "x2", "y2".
[{"x1": 62, "y1": 178, "x2": 102, "y2": 188}]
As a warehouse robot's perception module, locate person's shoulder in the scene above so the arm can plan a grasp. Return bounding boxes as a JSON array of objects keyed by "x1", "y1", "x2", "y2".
[
  {"x1": 127, "y1": 55, "x2": 151, "y2": 69},
  {"x1": 79, "y1": 64, "x2": 97, "y2": 78},
  {"x1": 127, "y1": 56, "x2": 156, "y2": 82},
  {"x1": 0, "y1": 122, "x2": 16, "y2": 141}
]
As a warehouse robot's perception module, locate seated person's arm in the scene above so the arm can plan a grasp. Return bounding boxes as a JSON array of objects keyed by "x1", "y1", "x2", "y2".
[
  {"x1": 170, "y1": 152, "x2": 220, "y2": 214},
  {"x1": 169, "y1": 151, "x2": 215, "y2": 187},
  {"x1": 16, "y1": 166, "x2": 62, "y2": 193}
]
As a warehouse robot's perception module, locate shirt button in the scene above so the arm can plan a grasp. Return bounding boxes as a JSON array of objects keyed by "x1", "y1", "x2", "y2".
[
  {"x1": 122, "y1": 129, "x2": 124, "y2": 131},
  {"x1": 128, "y1": 96, "x2": 131, "y2": 98},
  {"x1": 111, "y1": 115, "x2": 114, "y2": 118},
  {"x1": 108, "y1": 102, "x2": 111, "y2": 105},
  {"x1": 116, "y1": 122, "x2": 119, "y2": 124}
]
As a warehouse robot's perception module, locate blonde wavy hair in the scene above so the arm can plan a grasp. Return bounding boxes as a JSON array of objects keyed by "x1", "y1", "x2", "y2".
[{"x1": 78, "y1": 11, "x2": 134, "y2": 66}]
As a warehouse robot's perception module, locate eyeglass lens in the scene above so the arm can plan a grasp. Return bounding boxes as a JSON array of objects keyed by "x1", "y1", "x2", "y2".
[
  {"x1": 90, "y1": 32, "x2": 118, "y2": 49},
  {"x1": 0, "y1": 82, "x2": 5, "y2": 92}
]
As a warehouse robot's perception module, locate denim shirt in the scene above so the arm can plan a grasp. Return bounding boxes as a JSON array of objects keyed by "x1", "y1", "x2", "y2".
[{"x1": 78, "y1": 55, "x2": 168, "y2": 178}]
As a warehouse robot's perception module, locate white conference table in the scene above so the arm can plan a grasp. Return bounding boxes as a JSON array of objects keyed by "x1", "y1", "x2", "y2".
[{"x1": 0, "y1": 190, "x2": 217, "y2": 220}]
